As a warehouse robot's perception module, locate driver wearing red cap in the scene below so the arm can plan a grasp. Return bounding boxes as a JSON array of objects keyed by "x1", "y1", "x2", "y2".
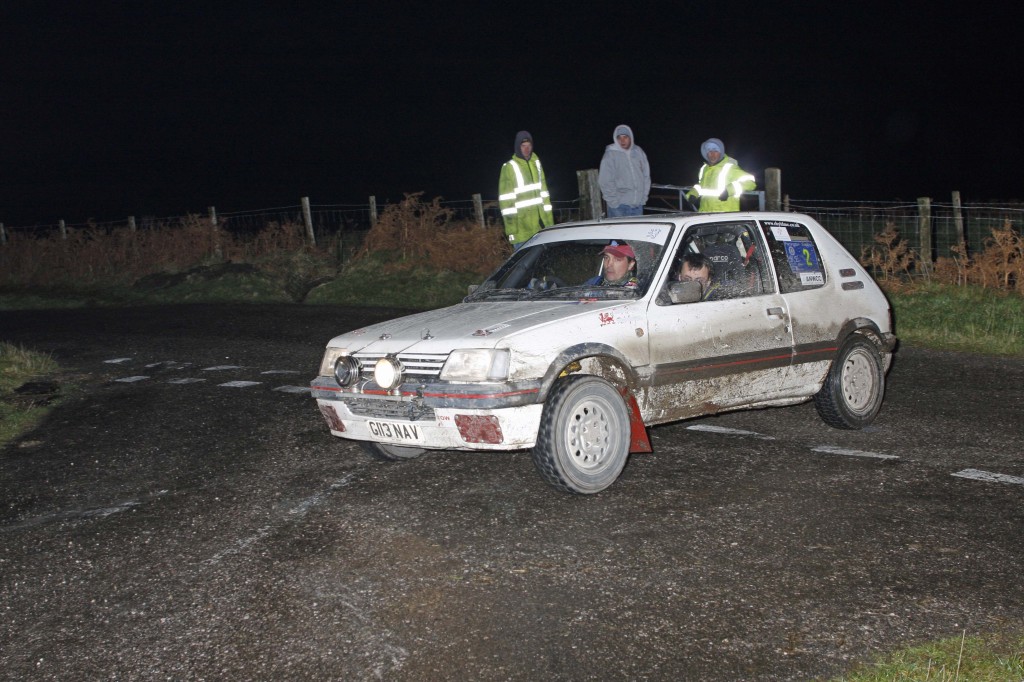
[{"x1": 586, "y1": 241, "x2": 639, "y2": 287}]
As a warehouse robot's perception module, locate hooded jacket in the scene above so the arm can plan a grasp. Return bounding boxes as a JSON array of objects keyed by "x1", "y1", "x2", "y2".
[
  {"x1": 598, "y1": 124, "x2": 651, "y2": 209},
  {"x1": 499, "y1": 130, "x2": 553, "y2": 245},
  {"x1": 685, "y1": 138, "x2": 756, "y2": 212}
]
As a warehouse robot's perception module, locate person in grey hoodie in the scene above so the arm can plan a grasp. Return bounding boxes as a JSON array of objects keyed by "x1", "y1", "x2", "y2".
[{"x1": 598, "y1": 124, "x2": 651, "y2": 217}]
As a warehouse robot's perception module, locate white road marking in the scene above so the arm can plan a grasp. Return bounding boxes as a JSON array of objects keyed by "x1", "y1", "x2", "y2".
[
  {"x1": 80, "y1": 501, "x2": 141, "y2": 518},
  {"x1": 166, "y1": 378, "x2": 206, "y2": 384},
  {"x1": 952, "y1": 469, "x2": 1024, "y2": 486},
  {"x1": 115, "y1": 376, "x2": 150, "y2": 383},
  {"x1": 273, "y1": 385, "x2": 312, "y2": 394},
  {"x1": 205, "y1": 474, "x2": 357, "y2": 566},
  {"x1": 811, "y1": 445, "x2": 899, "y2": 460},
  {"x1": 145, "y1": 360, "x2": 191, "y2": 369},
  {"x1": 261, "y1": 369, "x2": 301, "y2": 375},
  {"x1": 218, "y1": 380, "x2": 261, "y2": 388},
  {"x1": 104, "y1": 357, "x2": 133, "y2": 364},
  {"x1": 4, "y1": 492, "x2": 168, "y2": 530},
  {"x1": 202, "y1": 364, "x2": 242, "y2": 371},
  {"x1": 686, "y1": 424, "x2": 776, "y2": 440}
]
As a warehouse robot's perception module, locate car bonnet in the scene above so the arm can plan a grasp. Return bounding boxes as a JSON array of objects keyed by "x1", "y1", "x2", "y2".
[{"x1": 325, "y1": 300, "x2": 627, "y2": 356}]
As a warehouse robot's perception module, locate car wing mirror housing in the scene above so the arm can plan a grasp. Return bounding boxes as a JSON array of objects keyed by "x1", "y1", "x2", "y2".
[{"x1": 668, "y1": 280, "x2": 703, "y2": 304}]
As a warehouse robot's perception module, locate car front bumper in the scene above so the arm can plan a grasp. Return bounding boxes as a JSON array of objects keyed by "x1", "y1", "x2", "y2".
[{"x1": 311, "y1": 376, "x2": 545, "y2": 451}]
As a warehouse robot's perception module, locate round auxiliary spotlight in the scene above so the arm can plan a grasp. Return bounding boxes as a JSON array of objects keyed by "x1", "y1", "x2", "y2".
[
  {"x1": 333, "y1": 355, "x2": 361, "y2": 387},
  {"x1": 374, "y1": 357, "x2": 403, "y2": 391}
]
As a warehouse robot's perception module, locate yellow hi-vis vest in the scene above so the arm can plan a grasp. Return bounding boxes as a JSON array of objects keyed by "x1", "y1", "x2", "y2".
[
  {"x1": 499, "y1": 154, "x2": 553, "y2": 245},
  {"x1": 686, "y1": 155, "x2": 756, "y2": 212}
]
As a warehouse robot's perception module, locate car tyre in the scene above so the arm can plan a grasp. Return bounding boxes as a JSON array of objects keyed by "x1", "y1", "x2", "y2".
[
  {"x1": 814, "y1": 334, "x2": 885, "y2": 429},
  {"x1": 360, "y1": 442, "x2": 428, "y2": 461},
  {"x1": 532, "y1": 375, "x2": 631, "y2": 494}
]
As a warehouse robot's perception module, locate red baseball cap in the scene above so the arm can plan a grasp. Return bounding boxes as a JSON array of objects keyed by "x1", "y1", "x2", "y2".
[{"x1": 601, "y1": 241, "x2": 635, "y2": 259}]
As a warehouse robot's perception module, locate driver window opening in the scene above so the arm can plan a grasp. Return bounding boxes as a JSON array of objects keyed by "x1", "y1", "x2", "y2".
[{"x1": 663, "y1": 222, "x2": 772, "y2": 303}]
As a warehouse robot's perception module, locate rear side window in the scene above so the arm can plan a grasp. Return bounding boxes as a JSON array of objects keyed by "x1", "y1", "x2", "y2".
[{"x1": 760, "y1": 219, "x2": 826, "y2": 294}]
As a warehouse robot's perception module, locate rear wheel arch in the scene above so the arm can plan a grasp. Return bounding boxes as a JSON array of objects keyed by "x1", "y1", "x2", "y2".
[
  {"x1": 836, "y1": 318, "x2": 882, "y2": 346},
  {"x1": 835, "y1": 318, "x2": 896, "y2": 372},
  {"x1": 835, "y1": 317, "x2": 898, "y2": 354}
]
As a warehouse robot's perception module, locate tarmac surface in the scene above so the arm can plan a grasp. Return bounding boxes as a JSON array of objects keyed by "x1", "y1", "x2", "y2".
[{"x1": 2, "y1": 303, "x2": 1023, "y2": 681}]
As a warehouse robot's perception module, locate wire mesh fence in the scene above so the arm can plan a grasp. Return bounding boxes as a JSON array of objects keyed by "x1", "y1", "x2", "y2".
[
  {"x1": 0, "y1": 195, "x2": 583, "y2": 244},
  {"x1": 2, "y1": 193, "x2": 1017, "y2": 269},
  {"x1": 788, "y1": 199, "x2": 1024, "y2": 262}
]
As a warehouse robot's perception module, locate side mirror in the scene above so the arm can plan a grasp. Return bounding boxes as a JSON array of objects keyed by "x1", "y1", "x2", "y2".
[
  {"x1": 467, "y1": 284, "x2": 479, "y2": 296},
  {"x1": 668, "y1": 280, "x2": 703, "y2": 304}
]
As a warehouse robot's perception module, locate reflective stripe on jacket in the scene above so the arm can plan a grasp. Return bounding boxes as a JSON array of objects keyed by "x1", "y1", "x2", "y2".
[
  {"x1": 499, "y1": 154, "x2": 553, "y2": 244},
  {"x1": 686, "y1": 155, "x2": 756, "y2": 212}
]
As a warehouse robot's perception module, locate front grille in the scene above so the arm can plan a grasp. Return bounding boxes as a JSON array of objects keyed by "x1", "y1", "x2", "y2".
[
  {"x1": 340, "y1": 396, "x2": 436, "y2": 421},
  {"x1": 352, "y1": 352, "x2": 448, "y2": 381}
]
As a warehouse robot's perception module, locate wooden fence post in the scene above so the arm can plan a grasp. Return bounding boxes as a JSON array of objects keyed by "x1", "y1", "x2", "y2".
[
  {"x1": 952, "y1": 190, "x2": 965, "y2": 254},
  {"x1": 301, "y1": 196, "x2": 316, "y2": 246},
  {"x1": 917, "y1": 197, "x2": 932, "y2": 276},
  {"x1": 472, "y1": 193, "x2": 485, "y2": 228},
  {"x1": 127, "y1": 215, "x2": 139, "y2": 261},
  {"x1": 783, "y1": 194, "x2": 790, "y2": 212},
  {"x1": 576, "y1": 169, "x2": 601, "y2": 220},
  {"x1": 59, "y1": 219, "x2": 67, "y2": 240},
  {"x1": 0, "y1": 223, "x2": 6, "y2": 246},
  {"x1": 765, "y1": 168, "x2": 781, "y2": 211},
  {"x1": 369, "y1": 196, "x2": 378, "y2": 227},
  {"x1": 208, "y1": 206, "x2": 221, "y2": 258}
]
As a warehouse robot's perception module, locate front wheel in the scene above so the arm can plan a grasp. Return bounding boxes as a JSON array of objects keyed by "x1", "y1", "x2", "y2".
[
  {"x1": 532, "y1": 375, "x2": 631, "y2": 494},
  {"x1": 359, "y1": 441, "x2": 428, "y2": 462},
  {"x1": 814, "y1": 334, "x2": 886, "y2": 429}
]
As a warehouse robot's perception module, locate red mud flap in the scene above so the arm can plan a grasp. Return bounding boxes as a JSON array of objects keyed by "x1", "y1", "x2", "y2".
[{"x1": 620, "y1": 389, "x2": 652, "y2": 453}]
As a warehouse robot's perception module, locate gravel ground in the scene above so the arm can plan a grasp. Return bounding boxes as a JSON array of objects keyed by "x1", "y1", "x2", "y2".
[{"x1": 2, "y1": 304, "x2": 1022, "y2": 680}]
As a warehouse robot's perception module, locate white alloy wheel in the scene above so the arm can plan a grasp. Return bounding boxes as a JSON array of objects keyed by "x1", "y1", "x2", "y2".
[
  {"x1": 533, "y1": 375, "x2": 631, "y2": 494},
  {"x1": 814, "y1": 334, "x2": 886, "y2": 429}
]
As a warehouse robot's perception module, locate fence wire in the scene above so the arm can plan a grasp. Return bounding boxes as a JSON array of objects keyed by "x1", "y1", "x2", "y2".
[
  {"x1": 788, "y1": 199, "x2": 1023, "y2": 260},
  {"x1": 2, "y1": 196, "x2": 1017, "y2": 264}
]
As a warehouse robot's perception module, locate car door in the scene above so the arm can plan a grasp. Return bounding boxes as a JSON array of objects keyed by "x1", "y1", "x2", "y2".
[
  {"x1": 759, "y1": 218, "x2": 841, "y2": 394},
  {"x1": 643, "y1": 220, "x2": 795, "y2": 424}
]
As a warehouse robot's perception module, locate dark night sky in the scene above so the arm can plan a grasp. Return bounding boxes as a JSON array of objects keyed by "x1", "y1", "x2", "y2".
[{"x1": 2, "y1": 1, "x2": 1019, "y2": 225}]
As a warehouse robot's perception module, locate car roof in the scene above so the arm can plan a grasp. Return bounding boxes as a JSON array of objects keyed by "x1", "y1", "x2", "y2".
[{"x1": 551, "y1": 211, "x2": 819, "y2": 229}]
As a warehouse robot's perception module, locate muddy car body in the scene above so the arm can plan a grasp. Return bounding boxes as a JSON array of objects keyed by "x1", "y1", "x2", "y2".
[{"x1": 312, "y1": 212, "x2": 896, "y2": 493}]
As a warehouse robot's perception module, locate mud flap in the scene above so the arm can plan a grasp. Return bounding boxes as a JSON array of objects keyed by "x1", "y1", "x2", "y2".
[{"x1": 620, "y1": 388, "x2": 652, "y2": 453}]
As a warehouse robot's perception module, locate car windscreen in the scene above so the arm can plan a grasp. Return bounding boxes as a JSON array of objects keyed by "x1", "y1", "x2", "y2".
[{"x1": 467, "y1": 236, "x2": 668, "y2": 302}]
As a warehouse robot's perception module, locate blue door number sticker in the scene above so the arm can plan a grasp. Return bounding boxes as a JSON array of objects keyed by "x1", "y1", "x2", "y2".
[{"x1": 785, "y1": 240, "x2": 825, "y2": 285}]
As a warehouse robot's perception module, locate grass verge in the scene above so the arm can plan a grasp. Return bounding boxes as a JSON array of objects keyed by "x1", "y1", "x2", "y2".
[
  {"x1": 0, "y1": 342, "x2": 61, "y2": 450},
  {"x1": 306, "y1": 254, "x2": 478, "y2": 310},
  {"x1": 886, "y1": 282, "x2": 1023, "y2": 356},
  {"x1": 834, "y1": 630, "x2": 1024, "y2": 681}
]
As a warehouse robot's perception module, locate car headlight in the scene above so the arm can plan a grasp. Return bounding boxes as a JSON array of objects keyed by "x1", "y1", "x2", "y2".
[
  {"x1": 319, "y1": 348, "x2": 347, "y2": 376},
  {"x1": 333, "y1": 355, "x2": 361, "y2": 387},
  {"x1": 374, "y1": 357, "x2": 403, "y2": 390},
  {"x1": 440, "y1": 349, "x2": 510, "y2": 382}
]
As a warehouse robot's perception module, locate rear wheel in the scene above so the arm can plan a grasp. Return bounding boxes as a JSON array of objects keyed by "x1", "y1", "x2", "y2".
[
  {"x1": 359, "y1": 442, "x2": 427, "y2": 461},
  {"x1": 814, "y1": 334, "x2": 885, "y2": 429},
  {"x1": 532, "y1": 375, "x2": 631, "y2": 494}
]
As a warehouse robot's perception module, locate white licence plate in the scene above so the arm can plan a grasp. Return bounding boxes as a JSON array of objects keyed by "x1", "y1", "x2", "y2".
[{"x1": 366, "y1": 419, "x2": 426, "y2": 444}]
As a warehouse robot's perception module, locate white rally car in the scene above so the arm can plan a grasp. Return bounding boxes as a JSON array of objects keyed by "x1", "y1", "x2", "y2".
[{"x1": 312, "y1": 212, "x2": 896, "y2": 494}]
